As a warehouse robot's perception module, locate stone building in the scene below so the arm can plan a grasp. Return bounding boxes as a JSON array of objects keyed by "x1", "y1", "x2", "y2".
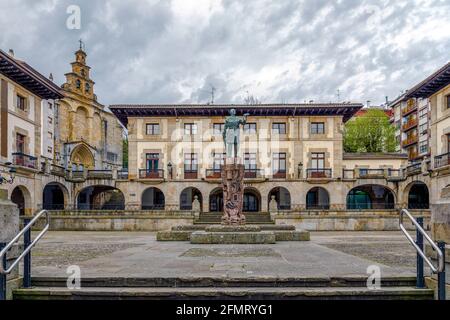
[
  {"x1": 57, "y1": 46, "x2": 123, "y2": 171},
  {"x1": 109, "y1": 103, "x2": 423, "y2": 220}
]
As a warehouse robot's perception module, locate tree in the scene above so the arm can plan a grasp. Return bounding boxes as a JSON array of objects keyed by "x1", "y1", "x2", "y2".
[{"x1": 343, "y1": 109, "x2": 396, "y2": 153}]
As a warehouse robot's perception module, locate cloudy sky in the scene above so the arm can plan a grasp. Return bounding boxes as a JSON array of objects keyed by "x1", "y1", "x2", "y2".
[{"x1": 1, "y1": 0, "x2": 449, "y2": 106}]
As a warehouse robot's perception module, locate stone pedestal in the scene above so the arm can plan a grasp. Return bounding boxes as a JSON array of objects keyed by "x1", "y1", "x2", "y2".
[
  {"x1": 0, "y1": 188, "x2": 20, "y2": 299},
  {"x1": 221, "y1": 160, "x2": 245, "y2": 225}
]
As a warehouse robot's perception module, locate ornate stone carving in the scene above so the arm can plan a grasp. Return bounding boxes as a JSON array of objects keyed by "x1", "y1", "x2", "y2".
[{"x1": 221, "y1": 161, "x2": 246, "y2": 225}]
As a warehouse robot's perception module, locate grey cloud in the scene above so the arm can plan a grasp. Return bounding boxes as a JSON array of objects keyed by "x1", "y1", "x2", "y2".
[{"x1": 0, "y1": 0, "x2": 449, "y2": 106}]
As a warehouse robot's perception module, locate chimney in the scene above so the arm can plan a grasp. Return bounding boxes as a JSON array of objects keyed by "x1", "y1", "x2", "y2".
[{"x1": 8, "y1": 49, "x2": 14, "y2": 57}]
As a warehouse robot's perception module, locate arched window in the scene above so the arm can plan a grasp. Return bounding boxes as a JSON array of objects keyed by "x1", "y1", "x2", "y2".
[
  {"x1": 76, "y1": 79, "x2": 81, "y2": 89},
  {"x1": 85, "y1": 82, "x2": 90, "y2": 93},
  {"x1": 77, "y1": 186, "x2": 125, "y2": 210},
  {"x1": 268, "y1": 187, "x2": 291, "y2": 210},
  {"x1": 347, "y1": 185, "x2": 395, "y2": 210},
  {"x1": 209, "y1": 188, "x2": 223, "y2": 212},
  {"x1": 141, "y1": 187, "x2": 165, "y2": 210},
  {"x1": 180, "y1": 187, "x2": 202, "y2": 211},
  {"x1": 306, "y1": 187, "x2": 330, "y2": 210},
  {"x1": 408, "y1": 182, "x2": 429, "y2": 209}
]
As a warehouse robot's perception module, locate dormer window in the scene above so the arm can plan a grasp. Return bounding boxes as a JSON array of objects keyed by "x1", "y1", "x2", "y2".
[{"x1": 76, "y1": 80, "x2": 81, "y2": 89}]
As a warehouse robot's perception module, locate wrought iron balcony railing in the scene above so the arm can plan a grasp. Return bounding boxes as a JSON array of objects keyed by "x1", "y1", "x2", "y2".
[
  {"x1": 244, "y1": 168, "x2": 264, "y2": 179},
  {"x1": 12, "y1": 152, "x2": 37, "y2": 169},
  {"x1": 435, "y1": 152, "x2": 450, "y2": 169},
  {"x1": 139, "y1": 169, "x2": 164, "y2": 179},
  {"x1": 306, "y1": 168, "x2": 332, "y2": 179},
  {"x1": 272, "y1": 170, "x2": 286, "y2": 179},
  {"x1": 205, "y1": 168, "x2": 221, "y2": 179}
]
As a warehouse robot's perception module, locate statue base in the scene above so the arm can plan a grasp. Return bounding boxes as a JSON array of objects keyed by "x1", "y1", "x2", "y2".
[{"x1": 221, "y1": 159, "x2": 246, "y2": 225}]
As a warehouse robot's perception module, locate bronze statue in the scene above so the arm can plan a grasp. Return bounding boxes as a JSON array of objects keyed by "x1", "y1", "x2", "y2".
[{"x1": 222, "y1": 109, "x2": 249, "y2": 158}]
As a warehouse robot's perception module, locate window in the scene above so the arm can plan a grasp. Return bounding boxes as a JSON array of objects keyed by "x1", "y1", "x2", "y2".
[
  {"x1": 48, "y1": 131, "x2": 53, "y2": 140},
  {"x1": 146, "y1": 153, "x2": 159, "y2": 171},
  {"x1": 244, "y1": 153, "x2": 257, "y2": 170},
  {"x1": 311, "y1": 153, "x2": 325, "y2": 169},
  {"x1": 272, "y1": 123, "x2": 286, "y2": 134},
  {"x1": 146, "y1": 123, "x2": 160, "y2": 135},
  {"x1": 419, "y1": 123, "x2": 427, "y2": 135},
  {"x1": 47, "y1": 146, "x2": 53, "y2": 153},
  {"x1": 272, "y1": 153, "x2": 286, "y2": 173},
  {"x1": 16, "y1": 94, "x2": 26, "y2": 111},
  {"x1": 419, "y1": 141, "x2": 428, "y2": 154},
  {"x1": 213, "y1": 123, "x2": 224, "y2": 135},
  {"x1": 48, "y1": 102, "x2": 53, "y2": 110},
  {"x1": 184, "y1": 123, "x2": 197, "y2": 135},
  {"x1": 85, "y1": 83, "x2": 90, "y2": 93},
  {"x1": 184, "y1": 153, "x2": 198, "y2": 172},
  {"x1": 311, "y1": 122, "x2": 325, "y2": 134},
  {"x1": 76, "y1": 80, "x2": 81, "y2": 89},
  {"x1": 16, "y1": 133, "x2": 25, "y2": 153},
  {"x1": 48, "y1": 116, "x2": 53, "y2": 125},
  {"x1": 107, "y1": 152, "x2": 118, "y2": 162},
  {"x1": 419, "y1": 108, "x2": 427, "y2": 119},
  {"x1": 213, "y1": 153, "x2": 225, "y2": 170},
  {"x1": 447, "y1": 95, "x2": 450, "y2": 109},
  {"x1": 244, "y1": 123, "x2": 257, "y2": 134}
]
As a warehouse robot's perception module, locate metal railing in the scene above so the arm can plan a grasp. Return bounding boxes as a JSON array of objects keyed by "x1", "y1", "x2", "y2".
[
  {"x1": 0, "y1": 210, "x2": 50, "y2": 300},
  {"x1": 12, "y1": 152, "x2": 37, "y2": 169},
  {"x1": 244, "y1": 168, "x2": 264, "y2": 179},
  {"x1": 139, "y1": 169, "x2": 164, "y2": 179},
  {"x1": 205, "y1": 168, "x2": 221, "y2": 179},
  {"x1": 306, "y1": 168, "x2": 332, "y2": 179},
  {"x1": 399, "y1": 209, "x2": 446, "y2": 300},
  {"x1": 435, "y1": 152, "x2": 450, "y2": 169},
  {"x1": 117, "y1": 170, "x2": 129, "y2": 180}
]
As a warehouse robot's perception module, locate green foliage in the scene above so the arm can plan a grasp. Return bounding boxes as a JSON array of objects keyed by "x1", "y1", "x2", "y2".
[
  {"x1": 344, "y1": 109, "x2": 396, "y2": 153},
  {"x1": 122, "y1": 137, "x2": 128, "y2": 169}
]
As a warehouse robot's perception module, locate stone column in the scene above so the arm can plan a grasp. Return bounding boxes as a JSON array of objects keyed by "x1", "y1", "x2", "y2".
[{"x1": 0, "y1": 189, "x2": 20, "y2": 299}]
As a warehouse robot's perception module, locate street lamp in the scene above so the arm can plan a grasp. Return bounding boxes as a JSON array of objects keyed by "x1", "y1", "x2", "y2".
[{"x1": 0, "y1": 162, "x2": 16, "y2": 184}]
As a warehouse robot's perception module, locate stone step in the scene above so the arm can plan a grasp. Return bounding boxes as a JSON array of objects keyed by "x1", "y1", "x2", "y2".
[
  {"x1": 29, "y1": 276, "x2": 419, "y2": 288},
  {"x1": 13, "y1": 286, "x2": 434, "y2": 300}
]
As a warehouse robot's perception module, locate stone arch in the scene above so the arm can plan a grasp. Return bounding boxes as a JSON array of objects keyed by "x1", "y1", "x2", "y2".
[
  {"x1": 70, "y1": 143, "x2": 95, "y2": 169},
  {"x1": 141, "y1": 187, "x2": 165, "y2": 210},
  {"x1": 306, "y1": 187, "x2": 330, "y2": 210},
  {"x1": 77, "y1": 185, "x2": 125, "y2": 210},
  {"x1": 43, "y1": 182, "x2": 69, "y2": 210},
  {"x1": 11, "y1": 185, "x2": 32, "y2": 216},
  {"x1": 347, "y1": 184, "x2": 395, "y2": 210},
  {"x1": 243, "y1": 187, "x2": 261, "y2": 212},
  {"x1": 75, "y1": 106, "x2": 89, "y2": 140},
  {"x1": 407, "y1": 182, "x2": 430, "y2": 209},
  {"x1": 209, "y1": 187, "x2": 223, "y2": 212},
  {"x1": 180, "y1": 187, "x2": 203, "y2": 211},
  {"x1": 268, "y1": 187, "x2": 291, "y2": 210}
]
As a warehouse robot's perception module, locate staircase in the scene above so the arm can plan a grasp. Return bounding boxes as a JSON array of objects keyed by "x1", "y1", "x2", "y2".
[
  {"x1": 196, "y1": 212, "x2": 274, "y2": 224},
  {"x1": 13, "y1": 276, "x2": 434, "y2": 300}
]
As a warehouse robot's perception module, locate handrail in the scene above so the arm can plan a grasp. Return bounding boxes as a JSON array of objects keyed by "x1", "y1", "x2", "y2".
[
  {"x1": 0, "y1": 210, "x2": 50, "y2": 275},
  {"x1": 399, "y1": 208, "x2": 444, "y2": 273}
]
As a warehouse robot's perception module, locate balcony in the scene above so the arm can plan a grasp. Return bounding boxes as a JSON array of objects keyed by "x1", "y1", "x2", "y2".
[
  {"x1": 387, "y1": 169, "x2": 402, "y2": 179},
  {"x1": 12, "y1": 152, "x2": 37, "y2": 170},
  {"x1": 342, "y1": 169, "x2": 355, "y2": 179},
  {"x1": 435, "y1": 152, "x2": 450, "y2": 169},
  {"x1": 402, "y1": 135, "x2": 418, "y2": 147},
  {"x1": 405, "y1": 162, "x2": 422, "y2": 176},
  {"x1": 358, "y1": 169, "x2": 385, "y2": 179},
  {"x1": 401, "y1": 104, "x2": 417, "y2": 116},
  {"x1": 306, "y1": 168, "x2": 332, "y2": 179},
  {"x1": 139, "y1": 169, "x2": 164, "y2": 179},
  {"x1": 272, "y1": 170, "x2": 286, "y2": 179},
  {"x1": 244, "y1": 168, "x2": 264, "y2": 179},
  {"x1": 50, "y1": 164, "x2": 66, "y2": 177},
  {"x1": 88, "y1": 170, "x2": 113, "y2": 179},
  {"x1": 117, "y1": 170, "x2": 129, "y2": 180},
  {"x1": 402, "y1": 118, "x2": 418, "y2": 131},
  {"x1": 205, "y1": 168, "x2": 221, "y2": 179},
  {"x1": 184, "y1": 170, "x2": 198, "y2": 179}
]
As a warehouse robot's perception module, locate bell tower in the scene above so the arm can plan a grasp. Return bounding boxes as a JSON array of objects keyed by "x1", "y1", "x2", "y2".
[{"x1": 63, "y1": 40, "x2": 95, "y2": 100}]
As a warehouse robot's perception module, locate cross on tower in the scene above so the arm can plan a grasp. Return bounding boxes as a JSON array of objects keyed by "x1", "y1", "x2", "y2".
[{"x1": 78, "y1": 39, "x2": 85, "y2": 51}]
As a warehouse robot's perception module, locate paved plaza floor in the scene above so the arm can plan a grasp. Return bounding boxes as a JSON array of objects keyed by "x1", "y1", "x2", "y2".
[{"x1": 28, "y1": 231, "x2": 419, "y2": 279}]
